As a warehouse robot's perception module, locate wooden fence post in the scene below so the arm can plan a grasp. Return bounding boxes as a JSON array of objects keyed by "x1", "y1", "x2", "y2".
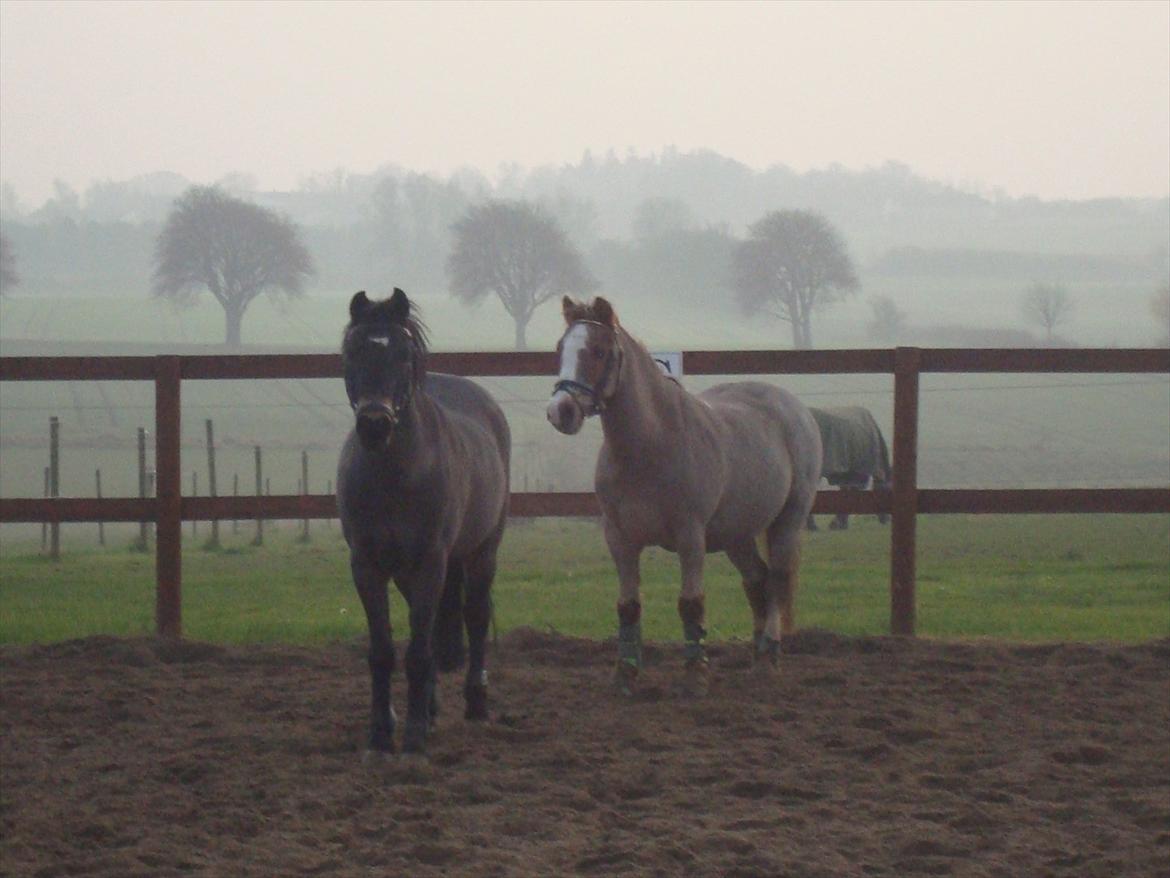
[
  {"x1": 136, "y1": 427, "x2": 149, "y2": 552},
  {"x1": 41, "y1": 467, "x2": 48, "y2": 552},
  {"x1": 232, "y1": 473, "x2": 239, "y2": 535},
  {"x1": 300, "y1": 450, "x2": 310, "y2": 542},
  {"x1": 890, "y1": 347, "x2": 921, "y2": 636},
  {"x1": 49, "y1": 417, "x2": 60, "y2": 560},
  {"x1": 205, "y1": 419, "x2": 219, "y2": 548},
  {"x1": 95, "y1": 469, "x2": 105, "y2": 546},
  {"x1": 191, "y1": 471, "x2": 198, "y2": 538},
  {"x1": 155, "y1": 356, "x2": 182, "y2": 639},
  {"x1": 252, "y1": 446, "x2": 263, "y2": 546}
]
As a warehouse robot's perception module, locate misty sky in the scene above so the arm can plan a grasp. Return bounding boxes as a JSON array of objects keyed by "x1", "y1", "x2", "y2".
[{"x1": 1, "y1": 0, "x2": 1168, "y2": 206}]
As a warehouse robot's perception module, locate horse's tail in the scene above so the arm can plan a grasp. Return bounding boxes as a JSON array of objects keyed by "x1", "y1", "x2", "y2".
[{"x1": 433, "y1": 564, "x2": 467, "y2": 673}]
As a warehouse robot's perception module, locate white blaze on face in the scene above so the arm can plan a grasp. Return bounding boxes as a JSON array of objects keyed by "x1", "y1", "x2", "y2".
[{"x1": 546, "y1": 323, "x2": 592, "y2": 431}]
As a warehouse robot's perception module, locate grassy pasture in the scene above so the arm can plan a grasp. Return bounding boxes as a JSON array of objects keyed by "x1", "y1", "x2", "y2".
[{"x1": 1, "y1": 514, "x2": 1166, "y2": 646}]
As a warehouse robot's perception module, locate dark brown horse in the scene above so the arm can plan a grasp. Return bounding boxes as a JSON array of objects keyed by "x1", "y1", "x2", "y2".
[
  {"x1": 546, "y1": 296, "x2": 822, "y2": 696},
  {"x1": 337, "y1": 289, "x2": 510, "y2": 754}
]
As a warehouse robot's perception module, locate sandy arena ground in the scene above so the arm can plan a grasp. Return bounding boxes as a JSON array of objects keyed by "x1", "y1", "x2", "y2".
[{"x1": 2, "y1": 629, "x2": 1168, "y2": 877}]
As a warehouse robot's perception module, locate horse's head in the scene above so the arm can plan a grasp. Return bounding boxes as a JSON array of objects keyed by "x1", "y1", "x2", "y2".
[
  {"x1": 547, "y1": 295, "x2": 623, "y2": 435},
  {"x1": 342, "y1": 288, "x2": 428, "y2": 452}
]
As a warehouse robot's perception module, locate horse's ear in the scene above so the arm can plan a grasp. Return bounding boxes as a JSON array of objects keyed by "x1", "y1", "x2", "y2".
[
  {"x1": 562, "y1": 296, "x2": 579, "y2": 324},
  {"x1": 387, "y1": 287, "x2": 410, "y2": 324},
  {"x1": 349, "y1": 291, "x2": 371, "y2": 322},
  {"x1": 593, "y1": 296, "x2": 618, "y2": 328}
]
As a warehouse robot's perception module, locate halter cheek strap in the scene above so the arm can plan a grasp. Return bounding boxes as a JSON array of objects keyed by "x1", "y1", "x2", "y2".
[{"x1": 553, "y1": 321, "x2": 623, "y2": 415}]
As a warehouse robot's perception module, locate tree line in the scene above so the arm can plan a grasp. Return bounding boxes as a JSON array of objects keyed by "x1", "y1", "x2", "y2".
[
  {"x1": 1, "y1": 150, "x2": 1167, "y2": 346},
  {"x1": 150, "y1": 186, "x2": 861, "y2": 350}
]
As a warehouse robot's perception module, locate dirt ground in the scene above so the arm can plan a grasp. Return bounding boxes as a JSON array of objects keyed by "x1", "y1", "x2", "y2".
[{"x1": 2, "y1": 629, "x2": 1168, "y2": 878}]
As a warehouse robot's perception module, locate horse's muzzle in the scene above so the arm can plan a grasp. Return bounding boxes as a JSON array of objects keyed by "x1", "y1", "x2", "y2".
[
  {"x1": 546, "y1": 390, "x2": 585, "y2": 435},
  {"x1": 355, "y1": 403, "x2": 398, "y2": 449}
]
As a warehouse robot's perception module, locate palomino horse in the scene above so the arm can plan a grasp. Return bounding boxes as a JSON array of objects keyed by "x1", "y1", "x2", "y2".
[
  {"x1": 546, "y1": 297, "x2": 822, "y2": 695},
  {"x1": 337, "y1": 289, "x2": 510, "y2": 754}
]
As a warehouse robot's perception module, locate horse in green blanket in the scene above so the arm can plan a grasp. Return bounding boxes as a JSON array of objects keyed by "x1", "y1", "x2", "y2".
[{"x1": 808, "y1": 406, "x2": 891, "y2": 531}]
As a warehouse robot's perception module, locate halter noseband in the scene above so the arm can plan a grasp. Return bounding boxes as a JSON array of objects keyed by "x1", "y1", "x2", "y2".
[{"x1": 553, "y1": 320, "x2": 623, "y2": 416}]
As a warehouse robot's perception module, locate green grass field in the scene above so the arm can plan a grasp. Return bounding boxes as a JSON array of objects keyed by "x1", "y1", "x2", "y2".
[{"x1": 1, "y1": 514, "x2": 1166, "y2": 646}]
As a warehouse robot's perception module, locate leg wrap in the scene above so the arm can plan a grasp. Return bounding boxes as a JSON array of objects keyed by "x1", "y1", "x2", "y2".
[
  {"x1": 678, "y1": 595, "x2": 707, "y2": 664},
  {"x1": 616, "y1": 600, "x2": 642, "y2": 668}
]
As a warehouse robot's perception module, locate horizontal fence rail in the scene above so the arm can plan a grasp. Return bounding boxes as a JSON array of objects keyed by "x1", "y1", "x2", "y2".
[{"x1": 2, "y1": 347, "x2": 1168, "y2": 639}]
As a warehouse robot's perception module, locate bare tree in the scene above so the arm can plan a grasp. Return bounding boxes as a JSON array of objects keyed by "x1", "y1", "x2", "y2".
[
  {"x1": 0, "y1": 232, "x2": 17, "y2": 296},
  {"x1": 1151, "y1": 280, "x2": 1170, "y2": 347},
  {"x1": 448, "y1": 199, "x2": 597, "y2": 349},
  {"x1": 1020, "y1": 282, "x2": 1074, "y2": 342},
  {"x1": 867, "y1": 295, "x2": 908, "y2": 344},
  {"x1": 732, "y1": 210, "x2": 859, "y2": 349},
  {"x1": 153, "y1": 187, "x2": 314, "y2": 346}
]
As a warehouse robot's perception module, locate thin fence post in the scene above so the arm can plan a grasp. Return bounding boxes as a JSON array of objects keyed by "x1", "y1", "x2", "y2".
[
  {"x1": 191, "y1": 471, "x2": 198, "y2": 538},
  {"x1": 205, "y1": 419, "x2": 219, "y2": 548},
  {"x1": 890, "y1": 347, "x2": 921, "y2": 636},
  {"x1": 49, "y1": 416, "x2": 60, "y2": 560},
  {"x1": 96, "y1": 469, "x2": 105, "y2": 546},
  {"x1": 136, "y1": 427, "x2": 148, "y2": 552},
  {"x1": 41, "y1": 467, "x2": 48, "y2": 552},
  {"x1": 300, "y1": 450, "x2": 310, "y2": 542},
  {"x1": 155, "y1": 356, "x2": 183, "y2": 639},
  {"x1": 252, "y1": 446, "x2": 263, "y2": 546},
  {"x1": 326, "y1": 479, "x2": 333, "y2": 528},
  {"x1": 232, "y1": 473, "x2": 239, "y2": 535}
]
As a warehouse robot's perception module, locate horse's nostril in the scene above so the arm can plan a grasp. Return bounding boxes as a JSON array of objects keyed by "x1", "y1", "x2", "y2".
[{"x1": 356, "y1": 412, "x2": 394, "y2": 446}]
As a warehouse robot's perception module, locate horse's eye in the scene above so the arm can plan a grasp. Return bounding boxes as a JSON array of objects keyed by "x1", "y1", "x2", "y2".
[{"x1": 590, "y1": 346, "x2": 604, "y2": 360}]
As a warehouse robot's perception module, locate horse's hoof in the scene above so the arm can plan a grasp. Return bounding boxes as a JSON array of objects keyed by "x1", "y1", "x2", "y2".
[
  {"x1": 402, "y1": 720, "x2": 428, "y2": 754},
  {"x1": 683, "y1": 658, "x2": 710, "y2": 697},
  {"x1": 752, "y1": 635, "x2": 782, "y2": 675},
  {"x1": 614, "y1": 660, "x2": 640, "y2": 698},
  {"x1": 464, "y1": 684, "x2": 488, "y2": 721},
  {"x1": 362, "y1": 748, "x2": 394, "y2": 766}
]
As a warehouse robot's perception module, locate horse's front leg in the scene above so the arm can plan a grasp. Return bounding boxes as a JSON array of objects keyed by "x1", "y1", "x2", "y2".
[
  {"x1": 351, "y1": 552, "x2": 396, "y2": 754},
  {"x1": 604, "y1": 517, "x2": 643, "y2": 697},
  {"x1": 676, "y1": 528, "x2": 709, "y2": 697},
  {"x1": 400, "y1": 551, "x2": 447, "y2": 754}
]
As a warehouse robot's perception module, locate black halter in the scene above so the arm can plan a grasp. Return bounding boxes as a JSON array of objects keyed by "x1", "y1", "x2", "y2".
[{"x1": 553, "y1": 321, "x2": 623, "y2": 415}]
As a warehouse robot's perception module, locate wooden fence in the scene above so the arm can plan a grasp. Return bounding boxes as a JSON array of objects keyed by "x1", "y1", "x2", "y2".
[{"x1": 2, "y1": 348, "x2": 1167, "y2": 639}]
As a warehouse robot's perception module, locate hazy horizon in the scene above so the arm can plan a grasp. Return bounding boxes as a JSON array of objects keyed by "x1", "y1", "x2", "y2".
[{"x1": 2, "y1": 1, "x2": 1168, "y2": 206}]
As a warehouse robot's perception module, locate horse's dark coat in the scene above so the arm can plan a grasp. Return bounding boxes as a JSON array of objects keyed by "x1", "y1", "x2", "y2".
[
  {"x1": 336, "y1": 289, "x2": 510, "y2": 754},
  {"x1": 808, "y1": 406, "x2": 891, "y2": 530}
]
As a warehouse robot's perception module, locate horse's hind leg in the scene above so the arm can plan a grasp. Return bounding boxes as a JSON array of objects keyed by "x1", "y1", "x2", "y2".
[
  {"x1": 462, "y1": 537, "x2": 500, "y2": 722},
  {"x1": 352, "y1": 552, "x2": 396, "y2": 754},
  {"x1": 725, "y1": 539, "x2": 769, "y2": 656},
  {"x1": 760, "y1": 503, "x2": 808, "y2": 666}
]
